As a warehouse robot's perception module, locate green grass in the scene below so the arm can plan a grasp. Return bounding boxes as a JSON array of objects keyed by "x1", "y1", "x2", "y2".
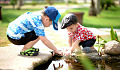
[
  {"x1": 2, "y1": 9, "x2": 42, "y2": 23},
  {"x1": 0, "y1": 23, "x2": 10, "y2": 47},
  {"x1": 0, "y1": 5, "x2": 120, "y2": 47},
  {"x1": 59, "y1": 6, "x2": 120, "y2": 29}
]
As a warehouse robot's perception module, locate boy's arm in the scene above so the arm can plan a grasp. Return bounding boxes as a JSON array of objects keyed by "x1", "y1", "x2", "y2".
[
  {"x1": 68, "y1": 36, "x2": 72, "y2": 47},
  {"x1": 64, "y1": 39, "x2": 80, "y2": 56},
  {"x1": 71, "y1": 40, "x2": 81, "y2": 53},
  {"x1": 39, "y1": 36, "x2": 60, "y2": 54}
]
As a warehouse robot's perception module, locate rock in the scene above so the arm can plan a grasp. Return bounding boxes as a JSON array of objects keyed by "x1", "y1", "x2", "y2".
[
  {"x1": 82, "y1": 47, "x2": 93, "y2": 53},
  {"x1": 104, "y1": 40, "x2": 120, "y2": 55},
  {"x1": 0, "y1": 46, "x2": 52, "y2": 70},
  {"x1": 82, "y1": 47, "x2": 97, "y2": 53}
]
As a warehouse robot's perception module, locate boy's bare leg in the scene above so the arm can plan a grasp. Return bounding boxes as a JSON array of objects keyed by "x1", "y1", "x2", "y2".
[{"x1": 21, "y1": 38, "x2": 39, "y2": 51}]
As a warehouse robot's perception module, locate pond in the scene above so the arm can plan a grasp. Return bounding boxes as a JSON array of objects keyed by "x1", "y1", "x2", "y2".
[{"x1": 34, "y1": 55, "x2": 120, "y2": 70}]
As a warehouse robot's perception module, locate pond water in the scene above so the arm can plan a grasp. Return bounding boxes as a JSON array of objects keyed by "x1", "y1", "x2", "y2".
[{"x1": 34, "y1": 56, "x2": 120, "y2": 70}]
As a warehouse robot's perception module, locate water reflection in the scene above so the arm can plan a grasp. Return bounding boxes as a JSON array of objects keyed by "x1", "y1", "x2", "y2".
[
  {"x1": 34, "y1": 57, "x2": 120, "y2": 70},
  {"x1": 93, "y1": 60, "x2": 120, "y2": 70},
  {"x1": 48, "y1": 59, "x2": 68, "y2": 70}
]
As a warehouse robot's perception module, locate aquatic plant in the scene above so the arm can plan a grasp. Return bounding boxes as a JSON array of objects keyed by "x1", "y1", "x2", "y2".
[
  {"x1": 110, "y1": 26, "x2": 120, "y2": 42},
  {"x1": 97, "y1": 35, "x2": 107, "y2": 55},
  {"x1": 97, "y1": 26, "x2": 120, "y2": 56},
  {"x1": 78, "y1": 54, "x2": 95, "y2": 70},
  {"x1": 65, "y1": 50, "x2": 95, "y2": 70}
]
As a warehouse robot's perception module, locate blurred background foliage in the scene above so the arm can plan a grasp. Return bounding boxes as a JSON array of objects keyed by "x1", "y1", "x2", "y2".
[{"x1": 0, "y1": 0, "x2": 120, "y2": 47}]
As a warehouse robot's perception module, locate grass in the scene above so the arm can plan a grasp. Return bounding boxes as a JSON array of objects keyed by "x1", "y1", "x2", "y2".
[
  {"x1": 59, "y1": 6, "x2": 120, "y2": 29},
  {"x1": 0, "y1": 23, "x2": 10, "y2": 47},
  {"x1": 0, "y1": 5, "x2": 120, "y2": 47}
]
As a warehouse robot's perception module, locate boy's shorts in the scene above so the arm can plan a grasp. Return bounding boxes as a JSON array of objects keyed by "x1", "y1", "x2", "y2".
[
  {"x1": 79, "y1": 38, "x2": 96, "y2": 48},
  {"x1": 7, "y1": 31, "x2": 38, "y2": 45}
]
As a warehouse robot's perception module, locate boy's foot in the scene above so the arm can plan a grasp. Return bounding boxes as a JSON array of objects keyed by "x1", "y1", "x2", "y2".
[
  {"x1": 20, "y1": 51, "x2": 39, "y2": 56},
  {"x1": 24, "y1": 47, "x2": 39, "y2": 52},
  {"x1": 31, "y1": 47, "x2": 39, "y2": 52},
  {"x1": 20, "y1": 47, "x2": 39, "y2": 56}
]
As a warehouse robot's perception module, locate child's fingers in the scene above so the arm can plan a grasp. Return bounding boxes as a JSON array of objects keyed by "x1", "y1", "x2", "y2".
[
  {"x1": 64, "y1": 51, "x2": 71, "y2": 56},
  {"x1": 53, "y1": 52, "x2": 55, "y2": 56},
  {"x1": 51, "y1": 51, "x2": 55, "y2": 56},
  {"x1": 52, "y1": 50, "x2": 63, "y2": 56},
  {"x1": 65, "y1": 53, "x2": 70, "y2": 56},
  {"x1": 60, "y1": 51, "x2": 63, "y2": 56}
]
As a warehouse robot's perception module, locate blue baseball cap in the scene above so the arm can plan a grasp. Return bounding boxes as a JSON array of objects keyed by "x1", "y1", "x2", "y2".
[{"x1": 44, "y1": 6, "x2": 61, "y2": 30}]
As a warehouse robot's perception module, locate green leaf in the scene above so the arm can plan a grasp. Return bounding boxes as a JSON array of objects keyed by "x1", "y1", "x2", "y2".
[
  {"x1": 114, "y1": 31, "x2": 118, "y2": 40},
  {"x1": 110, "y1": 26, "x2": 115, "y2": 40}
]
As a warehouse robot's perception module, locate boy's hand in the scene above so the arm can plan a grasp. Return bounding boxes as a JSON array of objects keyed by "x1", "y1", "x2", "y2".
[
  {"x1": 63, "y1": 47, "x2": 72, "y2": 56},
  {"x1": 53, "y1": 50, "x2": 63, "y2": 56},
  {"x1": 64, "y1": 50, "x2": 71, "y2": 56}
]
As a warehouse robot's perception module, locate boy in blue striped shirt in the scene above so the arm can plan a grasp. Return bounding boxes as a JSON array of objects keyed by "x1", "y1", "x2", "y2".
[{"x1": 6, "y1": 6, "x2": 62, "y2": 56}]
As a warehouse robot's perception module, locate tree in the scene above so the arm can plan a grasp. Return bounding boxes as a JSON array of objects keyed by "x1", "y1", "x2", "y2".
[
  {"x1": 95, "y1": 0, "x2": 100, "y2": 14},
  {"x1": 17, "y1": 0, "x2": 23, "y2": 10},
  {"x1": 45, "y1": 0, "x2": 53, "y2": 5},
  {"x1": 10, "y1": 0, "x2": 17, "y2": 9},
  {"x1": 84, "y1": 0, "x2": 87, "y2": 3},
  {"x1": 3, "y1": 0, "x2": 7, "y2": 4},
  {"x1": 65, "y1": 0, "x2": 69, "y2": 5},
  {"x1": 119, "y1": 0, "x2": 120, "y2": 5},
  {"x1": 89, "y1": 0, "x2": 97, "y2": 16},
  {"x1": 100, "y1": 0, "x2": 116, "y2": 10}
]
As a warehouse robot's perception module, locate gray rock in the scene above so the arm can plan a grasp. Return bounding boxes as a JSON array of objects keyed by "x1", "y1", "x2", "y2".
[
  {"x1": 0, "y1": 46, "x2": 52, "y2": 70},
  {"x1": 104, "y1": 40, "x2": 120, "y2": 55},
  {"x1": 82, "y1": 47, "x2": 93, "y2": 53}
]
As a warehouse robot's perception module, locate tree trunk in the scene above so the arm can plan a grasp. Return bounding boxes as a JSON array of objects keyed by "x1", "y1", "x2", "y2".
[
  {"x1": 4, "y1": 0, "x2": 6, "y2": 4},
  {"x1": 84, "y1": 0, "x2": 87, "y2": 3},
  {"x1": 95, "y1": 0, "x2": 100, "y2": 14},
  {"x1": 119, "y1": 0, "x2": 120, "y2": 5},
  {"x1": 89, "y1": 0, "x2": 97, "y2": 16},
  {"x1": 17, "y1": 0, "x2": 22, "y2": 10},
  {"x1": 45, "y1": 0, "x2": 53, "y2": 5},
  {"x1": 49, "y1": 0, "x2": 53, "y2": 5},
  {"x1": 13, "y1": 4, "x2": 15, "y2": 9},
  {"x1": 0, "y1": 5, "x2": 2, "y2": 20},
  {"x1": 20, "y1": 0, "x2": 24, "y2": 6},
  {"x1": 65, "y1": 0, "x2": 69, "y2": 5}
]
